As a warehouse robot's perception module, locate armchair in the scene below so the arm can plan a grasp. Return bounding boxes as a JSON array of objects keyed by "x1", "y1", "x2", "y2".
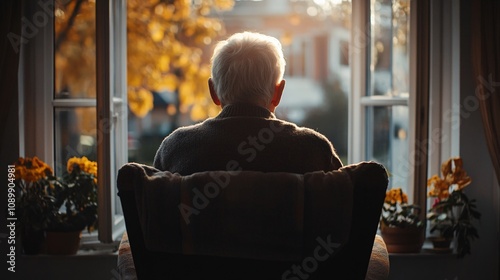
[{"x1": 117, "y1": 161, "x2": 389, "y2": 279}]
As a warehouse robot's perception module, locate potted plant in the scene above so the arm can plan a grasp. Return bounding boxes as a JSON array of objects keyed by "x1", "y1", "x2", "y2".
[
  {"x1": 427, "y1": 157, "x2": 481, "y2": 258},
  {"x1": 44, "y1": 156, "x2": 98, "y2": 255},
  {"x1": 13, "y1": 157, "x2": 62, "y2": 254},
  {"x1": 380, "y1": 188, "x2": 425, "y2": 253}
]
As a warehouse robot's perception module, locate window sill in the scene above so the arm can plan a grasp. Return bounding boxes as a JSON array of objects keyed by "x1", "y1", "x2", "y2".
[
  {"x1": 19, "y1": 241, "x2": 120, "y2": 258},
  {"x1": 388, "y1": 241, "x2": 457, "y2": 259},
  {"x1": 15, "y1": 249, "x2": 119, "y2": 280}
]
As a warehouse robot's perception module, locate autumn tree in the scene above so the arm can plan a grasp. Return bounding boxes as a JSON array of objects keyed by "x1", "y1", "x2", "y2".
[
  {"x1": 127, "y1": 0, "x2": 234, "y2": 121},
  {"x1": 55, "y1": 0, "x2": 234, "y2": 124}
]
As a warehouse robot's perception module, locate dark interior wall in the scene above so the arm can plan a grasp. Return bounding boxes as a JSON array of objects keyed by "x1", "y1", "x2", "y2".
[
  {"x1": 1, "y1": 1, "x2": 21, "y2": 276},
  {"x1": 458, "y1": 0, "x2": 499, "y2": 279},
  {"x1": 389, "y1": 0, "x2": 499, "y2": 279},
  {"x1": 0, "y1": 3, "x2": 21, "y2": 178}
]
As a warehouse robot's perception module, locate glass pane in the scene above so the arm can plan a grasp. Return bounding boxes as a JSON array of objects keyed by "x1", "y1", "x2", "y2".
[
  {"x1": 127, "y1": 0, "x2": 351, "y2": 165},
  {"x1": 365, "y1": 105, "x2": 409, "y2": 191},
  {"x1": 370, "y1": 0, "x2": 410, "y2": 97},
  {"x1": 54, "y1": 0, "x2": 96, "y2": 99},
  {"x1": 54, "y1": 107, "x2": 97, "y2": 175},
  {"x1": 368, "y1": 0, "x2": 410, "y2": 195}
]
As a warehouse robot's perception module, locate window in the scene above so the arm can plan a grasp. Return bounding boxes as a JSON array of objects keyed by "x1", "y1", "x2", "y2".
[
  {"x1": 20, "y1": 0, "x2": 431, "y2": 247},
  {"x1": 122, "y1": 0, "x2": 350, "y2": 170},
  {"x1": 20, "y1": 0, "x2": 127, "y2": 245},
  {"x1": 350, "y1": 0, "x2": 411, "y2": 193}
]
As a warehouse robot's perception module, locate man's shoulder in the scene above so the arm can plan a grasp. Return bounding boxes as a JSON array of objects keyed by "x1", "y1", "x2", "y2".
[
  {"x1": 271, "y1": 118, "x2": 330, "y2": 140},
  {"x1": 165, "y1": 120, "x2": 207, "y2": 137},
  {"x1": 162, "y1": 116, "x2": 330, "y2": 145}
]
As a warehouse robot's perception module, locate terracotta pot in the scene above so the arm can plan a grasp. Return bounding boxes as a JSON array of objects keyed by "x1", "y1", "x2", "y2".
[
  {"x1": 22, "y1": 228, "x2": 46, "y2": 255},
  {"x1": 44, "y1": 230, "x2": 82, "y2": 255},
  {"x1": 380, "y1": 224, "x2": 425, "y2": 253},
  {"x1": 428, "y1": 236, "x2": 453, "y2": 252}
]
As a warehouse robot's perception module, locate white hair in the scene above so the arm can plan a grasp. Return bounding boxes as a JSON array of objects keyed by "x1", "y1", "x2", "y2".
[{"x1": 210, "y1": 31, "x2": 286, "y2": 106}]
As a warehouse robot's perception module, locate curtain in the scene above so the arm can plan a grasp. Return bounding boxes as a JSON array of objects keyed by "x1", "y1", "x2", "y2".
[
  {"x1": 471, "y1": 1, "x2": 500, "y2": 187},
  {"x1": 413, "y1": 0, "x2": 431, "y2": 220},
  {"x1": 0, "y1": 1, "x2": 21, "y2": 162}
]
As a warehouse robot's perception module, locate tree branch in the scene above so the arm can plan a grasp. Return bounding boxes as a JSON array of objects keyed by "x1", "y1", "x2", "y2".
[{"x1": 55, "y1": 0, "x2": 85, "y2": 51}]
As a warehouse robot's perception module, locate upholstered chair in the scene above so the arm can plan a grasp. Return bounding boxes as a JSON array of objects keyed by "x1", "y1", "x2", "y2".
[{"x1": 116, "y1": 161, "x2": 389, "y2": 279}]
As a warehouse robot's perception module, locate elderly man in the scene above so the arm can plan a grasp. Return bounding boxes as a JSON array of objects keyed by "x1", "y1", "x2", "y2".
[{"x1": 153, "y1": 31, "x2": 342, "y2": 174}]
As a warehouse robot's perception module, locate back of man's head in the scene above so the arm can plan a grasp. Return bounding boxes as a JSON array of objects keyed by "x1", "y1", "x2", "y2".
[{"x1": 210, "y1": 31, "x2": 286, "y2": 107}]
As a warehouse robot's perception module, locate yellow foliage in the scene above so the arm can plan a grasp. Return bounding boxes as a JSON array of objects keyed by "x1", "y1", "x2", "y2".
[
  {"x1": 208, "y1": 105, "x2": 221, "y2": 117},
  {"x1": 76, "y1": 107, "x2": 97, "y2": 135},
  {"x1": 158, "y1": 55, "x2": 171, "y2": 72},
  {"x1": 178, "y1": 81, "x2": 196, "y2": 104},
  {"x1": 55, "y1": 0, "x2": 234, "y2": 120},
  {"x1": 55, "y1": 0, "x2": 97, "y2": 98},
  {"x1": 214, "y1": 0, "x2": 235, "y2": 10},
  {"x1": 190, "y1": 104, "x2": 206, "y2": 121},
  {"x1": 128, "y1": 73, "x2": 142, "y2": 87},
  {"x1": 128, "y1": 88, "x2": 154, "y2": 118},
  {"x1": 165, "y1": 74, "x2": 179, "y2": 92},
  {"x1": 148, "y1": 20, "x2": 165, "y2": 42},
  {"x1": 166, "y1": 104, "x2": 177, "y2": 116}
]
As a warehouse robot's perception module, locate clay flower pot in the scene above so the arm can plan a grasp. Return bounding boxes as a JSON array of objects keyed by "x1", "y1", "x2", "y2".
[
  {"x1": 380, "y1": 224, "x2": 425, "y2": 253},
  {"x1": 44, "y1": 230, "x2": 82, "y2": 255},
  {"x1": 428, "y1": 236, "x2": 453, "y2": 253}
]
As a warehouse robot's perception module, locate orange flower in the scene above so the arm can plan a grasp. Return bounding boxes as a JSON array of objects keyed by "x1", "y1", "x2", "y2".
[
  {"x1": 67, "y1": 157, "x2": 97, "y2": 176},
  {"x1": 67, "y1": 156, "x2": 98, "y2": 184},
  {"x1": 428, "y1": 157, "x2": 472, "y2": 198},
  {"x1": 384, "y1": 188, "x2": 408, "y2": 204},
  {"x1": 14, "y1": 156, "x2": 53, "y2": 183},
  {"x1": 427, "y1": 174, "x2": 450, "y2": 199}
]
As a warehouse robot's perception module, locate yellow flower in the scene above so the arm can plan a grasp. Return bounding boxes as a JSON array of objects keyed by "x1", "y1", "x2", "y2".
[
  {"x1": 67, "y1": 156, "x2": 98, "y2": 179},
  {"x1": 384, "y1": 188, "x2": 408, "y2": 204},
  {"x1": 14, "y1": 156, "x2": 53, "y2": 183},
  {"x1": 428, "y1": 156, "x2": 472, "y2": 199},
  {"x1": 427, "y1": 174, "x2": 450, "y2": 199}
]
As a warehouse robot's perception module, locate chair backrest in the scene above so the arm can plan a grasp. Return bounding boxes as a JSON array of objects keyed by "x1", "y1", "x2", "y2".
[{"x1": 117, "y1": 161, "x2": 388, "y2": 280}]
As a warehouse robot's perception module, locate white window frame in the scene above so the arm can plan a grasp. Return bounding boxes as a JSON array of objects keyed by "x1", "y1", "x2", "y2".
[
  {"x1": 350, "y1": 1, "x2": 412, "y2": 160},
  {"x1": 349, "y1": 0, "x2": 369, "y2": 165},
  {"x1": 350, "y1": 0, "x2": 418, "y2": 202},
  {"x1": 428, "y1": 0, "x2": 461, "y2": 177},
  {"x1": 19, "y1": 0, "x2": 453, "y2": 245},
  {"x1": 19, "y1": 0, "x2": 127, "y2": 246}
]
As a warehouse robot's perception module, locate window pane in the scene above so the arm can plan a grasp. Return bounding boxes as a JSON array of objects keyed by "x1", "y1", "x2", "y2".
[
  {"x1": 368, "y1": 0, "x2": 410, "y2": 195},
  {"x1": 365, "y1": 105, "x2": 409, "y2": 190},
  {"x1": 54, "y1": 107, "x2": 97, "y2": 175},
  {"x1": 54, "y1": 0, "x2": 96, "y2": 99},
  {"x1": 127, "y1": 0, "x2": 351, "y2": 165},
  {"x1": 370, "y1": 0, "x2": 410, "y2": 97}
]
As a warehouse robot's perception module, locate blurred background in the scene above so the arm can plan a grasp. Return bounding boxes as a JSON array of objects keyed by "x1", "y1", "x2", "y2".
[{"x1": 54, "y1": 0, "x2": 410, "y2": 190}]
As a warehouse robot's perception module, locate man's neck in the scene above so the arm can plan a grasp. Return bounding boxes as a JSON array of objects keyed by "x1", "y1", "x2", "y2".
[{"x1": 217, "y1": 103, "x2": 274, "y2": 119}]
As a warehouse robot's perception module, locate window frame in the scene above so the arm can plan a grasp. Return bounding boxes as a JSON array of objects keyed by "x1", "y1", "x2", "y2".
[
  {"x1": 349, "y1": 0, "x2": 429, "y2": 211},
  {"x1": 19, "y1": 0, "x2": 127, "y2": 246},
  {"x1": 95, "y1": 0, "x2": 127, "y2": 244},
  {"x1": 20, "y1": 0, "x2": 448, "y2": 245}
]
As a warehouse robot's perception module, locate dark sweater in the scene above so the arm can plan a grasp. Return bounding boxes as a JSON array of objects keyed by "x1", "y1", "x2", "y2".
[{"x1": 153, "y1": 103, "x2": 343, "y2": 175}]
